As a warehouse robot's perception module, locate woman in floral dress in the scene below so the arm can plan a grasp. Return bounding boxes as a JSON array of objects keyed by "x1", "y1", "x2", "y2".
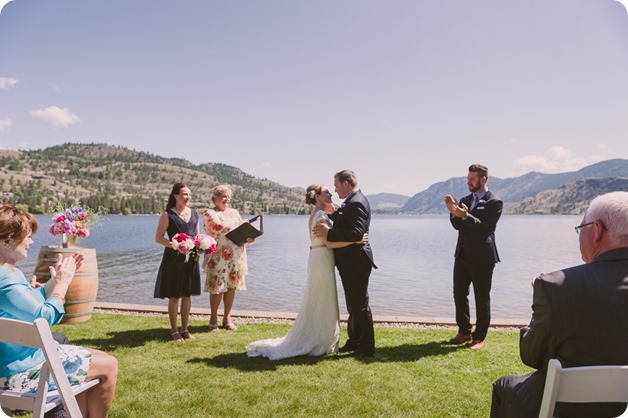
[{"x1": 203, "y1": 185, "x2": 253, "y2": 331}]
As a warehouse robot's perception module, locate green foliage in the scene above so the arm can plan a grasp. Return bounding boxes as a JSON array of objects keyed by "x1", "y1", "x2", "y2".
[
  {"x1": 52, "y1": 314, "x2": 533, "y2": 418},
  {"x1": 1, "y1": 143, "x2": 309, "y2": 215}
]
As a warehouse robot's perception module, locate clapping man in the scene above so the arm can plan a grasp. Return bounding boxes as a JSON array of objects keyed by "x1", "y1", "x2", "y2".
[{"x1": 444, "y1": 164, "x2": 502, "y2": 350}]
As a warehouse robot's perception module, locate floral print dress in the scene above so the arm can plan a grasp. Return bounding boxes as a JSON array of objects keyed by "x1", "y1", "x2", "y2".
[
  {"x1": 0, "y1": 266, "x2": 92, "y2": 393},
  {"x1": 203, "y1": 208, "x2": 248, "y2": 294}
]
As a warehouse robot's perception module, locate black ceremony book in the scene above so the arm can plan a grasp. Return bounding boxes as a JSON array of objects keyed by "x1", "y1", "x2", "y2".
[{"x1": 226, "y1": 215, "x2": 264, "y2": 246}]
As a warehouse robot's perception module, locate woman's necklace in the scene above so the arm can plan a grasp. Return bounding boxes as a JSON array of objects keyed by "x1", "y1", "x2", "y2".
[{"x1": 172, "y1": 207, "x2": 191, "y2": 222}]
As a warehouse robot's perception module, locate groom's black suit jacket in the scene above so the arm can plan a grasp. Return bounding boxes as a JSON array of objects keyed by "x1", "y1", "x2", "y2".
[{"x1": 327, "y1": 190, "x2": 376, "y2": 268}]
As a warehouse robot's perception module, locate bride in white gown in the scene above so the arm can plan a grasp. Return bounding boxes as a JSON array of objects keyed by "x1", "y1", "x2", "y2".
[{"x1": 246, "y1": 184, "x2": 366, "y2": 360}]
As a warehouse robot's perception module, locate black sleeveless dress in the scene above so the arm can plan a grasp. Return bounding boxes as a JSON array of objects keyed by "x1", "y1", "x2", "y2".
[{"x1": 153, "y1": 209, "x2": 201, "y2": 298}]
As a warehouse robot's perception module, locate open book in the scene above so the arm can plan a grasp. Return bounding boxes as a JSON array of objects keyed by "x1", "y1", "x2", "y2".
[{"x1": 226, "y1": 215, "x2": 264, "y2": 246}]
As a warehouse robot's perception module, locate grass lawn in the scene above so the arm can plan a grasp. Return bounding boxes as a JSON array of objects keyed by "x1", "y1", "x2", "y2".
[{"x1": 50, "y1": 314, "x2": 532, "y2": 418}]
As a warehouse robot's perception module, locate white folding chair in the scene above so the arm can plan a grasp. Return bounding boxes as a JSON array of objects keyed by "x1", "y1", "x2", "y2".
[
  {"x1": 538, "y1": 358, "x2": 628, "y2": 418},
  {"x1": 0, "y1": 318, "x2": 100, "y2": 418}
]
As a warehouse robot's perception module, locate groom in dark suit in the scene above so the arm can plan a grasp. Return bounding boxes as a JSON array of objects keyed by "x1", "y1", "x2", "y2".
[
  {"x1": 315, "y1": 169, "x2": 376, "y2": 358},
  {"x1": 445, "y1": 164, "x2": 502, "y2": 350},
  {"x1": 491, "y1": 191, "x2": 628, "y2": 417}
]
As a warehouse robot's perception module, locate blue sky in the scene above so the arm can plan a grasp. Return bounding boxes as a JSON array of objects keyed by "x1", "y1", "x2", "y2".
[{"x1": 1, "y1": 0, "x2": 628, "y2": 197}]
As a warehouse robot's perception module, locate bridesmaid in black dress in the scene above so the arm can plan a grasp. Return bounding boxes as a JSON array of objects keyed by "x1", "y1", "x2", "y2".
[{"x1": 154, "y1": 183, "x2": 201, "y2": 342}]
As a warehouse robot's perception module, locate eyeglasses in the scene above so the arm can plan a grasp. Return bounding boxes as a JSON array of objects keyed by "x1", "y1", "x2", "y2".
[
  {"x1": 574, "y1": 221, "x2": 608, "y2": 235},
  {"x1": 574, "y1": 222, "x2": 595, "y2": 234}
]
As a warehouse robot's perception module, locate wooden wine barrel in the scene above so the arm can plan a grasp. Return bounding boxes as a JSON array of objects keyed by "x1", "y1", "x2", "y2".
[{"x1": 34, "y1": 246, "x2": 99, "y2": 324}]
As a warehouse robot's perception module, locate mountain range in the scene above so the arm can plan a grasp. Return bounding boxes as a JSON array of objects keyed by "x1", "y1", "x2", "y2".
[
  {"x1": 370, "y1": 159, "x2": 628, "y2": 214},
  {"x1": 0, "y1": 143, "x2": 626, "y2": 215}
]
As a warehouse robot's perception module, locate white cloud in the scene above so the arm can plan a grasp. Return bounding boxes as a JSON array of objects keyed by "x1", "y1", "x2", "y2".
[
  {"x1": 513, "y1": 146, "x2": 604, "y2": 174},
  {"x1": 0, "y1": 1, "x2": 13, "y2": 16},
  {"x1": 0, "y1": 117, "x2": 12, "y2": 132},
  {"x1": 614, "y1": 1, "x2": 628, "y2": 14},
  {"x1": 0, "y1": 77, "x2": 19, "y2": 90},
  {"x1": 261, "y1": 162, "x2": 271, "y2": 167},
  {"x1": 29, "y1": 106, "x2": 81, "y2": 128}
]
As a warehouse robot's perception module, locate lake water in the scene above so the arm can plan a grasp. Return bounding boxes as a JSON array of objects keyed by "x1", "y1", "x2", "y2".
[{"x1": 21, "y1": 214, "x2": 584, "y2": 320}]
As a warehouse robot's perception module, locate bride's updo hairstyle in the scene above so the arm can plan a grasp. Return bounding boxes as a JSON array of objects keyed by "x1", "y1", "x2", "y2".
[{"x1": 305, "y1": 184, "x2": 324, "y2": 205}]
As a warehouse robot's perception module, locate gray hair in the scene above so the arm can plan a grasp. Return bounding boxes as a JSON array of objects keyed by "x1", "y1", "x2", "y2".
[
  {"x1": 584, "y1": 191, "x2": 628, "y2": 246},
  {"x1": 211, "y1": 184, "x2": 232, "y2": 203}
]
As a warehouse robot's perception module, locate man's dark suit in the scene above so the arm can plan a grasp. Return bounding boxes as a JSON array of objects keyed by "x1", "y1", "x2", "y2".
[
  {"x1": 491, "y1": 247, "x2": 628, "y2": 418},
  {"x1": 327, "y1": 190, "x2": 376, "y2": 356},
  {"x1": 450, "y1": 190, "x2": 502, "y2": 341}
]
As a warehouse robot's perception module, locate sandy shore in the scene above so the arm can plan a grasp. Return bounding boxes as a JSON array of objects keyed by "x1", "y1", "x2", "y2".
[{"x1": 94, "y1": 302, "x2": 526, "y2": 331}]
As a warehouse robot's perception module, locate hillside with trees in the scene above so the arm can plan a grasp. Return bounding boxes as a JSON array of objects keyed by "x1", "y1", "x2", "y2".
[{"x1": 0, "y1": 143, "x2": 309, "y2": 215}]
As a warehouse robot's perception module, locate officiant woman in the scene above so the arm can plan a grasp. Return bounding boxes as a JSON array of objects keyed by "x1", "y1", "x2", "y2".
[
  {"x1": 203, "y1": 184, "x2": 253, "y2": 332},
  {"x1": 154, "y1": 183, "x2": 201, "y2": 343}
]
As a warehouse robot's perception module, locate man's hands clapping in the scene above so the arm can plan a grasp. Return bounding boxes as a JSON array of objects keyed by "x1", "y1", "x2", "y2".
[{"x1": 444, "y1": 195, "x2": 468, "y2": 219}]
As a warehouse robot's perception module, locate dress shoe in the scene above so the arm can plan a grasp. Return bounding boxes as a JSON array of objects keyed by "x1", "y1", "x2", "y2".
[
  {"x1": 467, "y1": 340, "x2": 484, "y2": 350},
  {"x1": 339, "y1": 343, "x2": 356, "y2": 353},
  {"x1": 449, "y1": 332, "x2": 472, "y2": 344}
]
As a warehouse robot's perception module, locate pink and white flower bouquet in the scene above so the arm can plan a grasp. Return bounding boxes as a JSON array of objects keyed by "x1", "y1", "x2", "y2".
[
  {"x1": 195, "y1": 234, "x2": 217, "y2": 255},
  {"x1": 171, "y1": 233, "x2": 217, "y2": 262},
  {"x1": 49, "y1": 205, "x2": 106, "y2": 247}
]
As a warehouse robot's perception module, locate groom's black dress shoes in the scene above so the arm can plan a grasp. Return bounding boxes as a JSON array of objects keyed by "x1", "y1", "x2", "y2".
[{"x1": 339, "y1": 343, "x2": 357, "y2": 353}]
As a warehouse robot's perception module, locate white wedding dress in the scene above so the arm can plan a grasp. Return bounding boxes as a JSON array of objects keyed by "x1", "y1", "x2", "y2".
[{"x1": 246, "y1": 210, "x2": 340, "y2": 360}]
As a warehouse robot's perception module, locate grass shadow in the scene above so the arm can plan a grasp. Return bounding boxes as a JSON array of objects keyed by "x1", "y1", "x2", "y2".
[
  {"x1": 368, "y1": 340, "x2": 466, "y2": 362},
  {"x1": 188, "y1": 347, "x2": 348, "y2": 372},
  {"x1": 70, "y1": 327, "x2": 169, "y2": 350},
  {"x1": 69, "y1": 323, "x2": 210, "y2": 350},
  {"x1": 188, "y1": 338, "x2": 464, "y2": 371}
]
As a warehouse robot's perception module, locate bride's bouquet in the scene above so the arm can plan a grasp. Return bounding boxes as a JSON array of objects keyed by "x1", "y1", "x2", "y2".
[{"x1": 171, "y1": 233, "x2": 217, "y2": 263}]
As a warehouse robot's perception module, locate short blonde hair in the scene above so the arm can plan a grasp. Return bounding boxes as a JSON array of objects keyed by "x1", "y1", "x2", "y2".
[
  {"x1": 334, "y1": 169, "x2": 358, "y2": 187},
  {"x1": 212, "y1": 184, "x2": 233, "y2": 204}
]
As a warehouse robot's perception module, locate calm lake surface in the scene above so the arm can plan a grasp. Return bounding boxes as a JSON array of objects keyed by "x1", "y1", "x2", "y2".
[{"x1": 22, "y1": 214, "x2": 584, "y2": 320}]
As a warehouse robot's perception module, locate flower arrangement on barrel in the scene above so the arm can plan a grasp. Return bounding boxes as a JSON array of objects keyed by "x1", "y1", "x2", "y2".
[
  {"x1": 171, "y1": 233, "x2": 217, "y2": 262},
  {"x1": 49, "y1": 205, "x2": 108, "y2": 248}
]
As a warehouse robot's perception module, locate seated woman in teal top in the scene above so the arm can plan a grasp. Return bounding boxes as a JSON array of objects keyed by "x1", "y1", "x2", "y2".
[
  {"x1": 0, "y1": 204, "x2": 118, "y2": 417},
  {"x1": 0, "y1": 265, "x2": 66, "y2": 377}
]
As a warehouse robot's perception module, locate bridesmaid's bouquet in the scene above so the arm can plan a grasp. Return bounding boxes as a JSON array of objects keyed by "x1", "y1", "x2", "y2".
[{"x1": 171, "y1": 233, "x2": 217, "y2": 263}]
